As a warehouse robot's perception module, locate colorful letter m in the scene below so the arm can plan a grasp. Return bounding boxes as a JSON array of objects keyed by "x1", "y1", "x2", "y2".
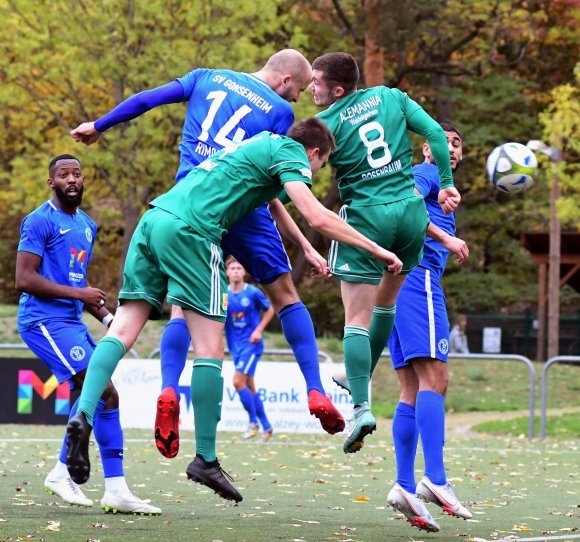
[{"x1": 17, "y1": 370, "x2": 70, "y2": 415}]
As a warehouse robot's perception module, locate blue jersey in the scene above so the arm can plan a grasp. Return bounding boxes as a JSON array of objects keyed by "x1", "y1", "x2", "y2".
[
  {"x1": 413, "y1": 162, "x2": 456, "y2": 280},
  {"x1": 17, "y1": 200, "x2": 97, "y2": 331},
  {"x1": 175, "y1": 68, "x2": 295, "y2": 181},
  {"x1": 225, "y1": 284, "x2": 271, "y2": 356}
]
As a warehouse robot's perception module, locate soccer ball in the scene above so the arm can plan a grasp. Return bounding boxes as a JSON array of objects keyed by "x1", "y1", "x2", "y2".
[{"x1": 486, "y1": 142, "x2": 538, "y2": 193}]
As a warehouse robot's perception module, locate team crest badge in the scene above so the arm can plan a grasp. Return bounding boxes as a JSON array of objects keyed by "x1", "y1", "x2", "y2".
[
  {"x1": 70, "y1": 345, "x2": 86, "y2": 361},
  {"x1": 85, "y1": 228, "x2": 93, "y2": 242},
  {"x1": 438, "y1": 339, "x2": 449, "y2": 355}
]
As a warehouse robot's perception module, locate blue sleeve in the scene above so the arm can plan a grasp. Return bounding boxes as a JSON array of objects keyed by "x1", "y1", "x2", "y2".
[
  {"x1": 18, "y1": 213, "x2": 49, "y2": 258},
  {"x1": 94, "y1": 80, "x2": 187, "y2": 132},
  {"x1": 412, "y1": 166, "x2": 434, "y2": 200},
  {"x1": 253, "y1": 287, "x2": 271, "y2": 311}
]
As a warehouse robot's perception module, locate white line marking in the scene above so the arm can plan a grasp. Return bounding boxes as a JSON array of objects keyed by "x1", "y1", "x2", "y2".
[{"x1": 498, "y1": 536, "x2": 580, "y2": 542}]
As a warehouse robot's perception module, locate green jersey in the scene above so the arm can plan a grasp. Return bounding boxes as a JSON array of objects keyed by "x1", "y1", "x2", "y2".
[
  {"x1": 150, "y1": 132, "x2": 312, "y2": 244},
  {"x1": 317, "y1": 87, "x2": 453, "y2": 207}
]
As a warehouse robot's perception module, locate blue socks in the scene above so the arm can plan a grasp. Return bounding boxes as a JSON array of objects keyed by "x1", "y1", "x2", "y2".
[
  {"x1": 279, "y1": 302, "x2": 324, "y2": 394},
  {"x1": 93, "y1": 404, "x2": 125, "y2": 478},
  {"x1": 160, "y1": 318, "x2": 190, "y2": 392},
  {"x1": 254, "y1": 392, "x2": 271, "y2": 431},
  {"x1": 238, "y1": 387, "x2": 257, "y2": 424},
  {"x1": 61, "y1": 398, "x2": 124, "y2": 478},
  {"x1": 392, "y1": 402, "x2": 419, "y2": 493},
  {"x1": 416, "y1": 390, "x2": 447, "y2": 485}
]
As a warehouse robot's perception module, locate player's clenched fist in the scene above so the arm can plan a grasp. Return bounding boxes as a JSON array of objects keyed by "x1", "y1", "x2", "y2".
[{"x1": 70, "y1": 122, "x2": 100, "y2": 145}]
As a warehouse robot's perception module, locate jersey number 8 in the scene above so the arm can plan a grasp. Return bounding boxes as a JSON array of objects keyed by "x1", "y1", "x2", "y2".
[{"x1": 358, "y1": 121, "x2": 392, "y2": 169}]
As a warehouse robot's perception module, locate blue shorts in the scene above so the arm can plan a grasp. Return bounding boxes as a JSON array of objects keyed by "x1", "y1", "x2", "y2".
[
  {"x1": 221, "y1": 204, "x2": 291, "y2": 285},
  {"x1": 19, "y1": 320, "x2": 96, "y2": 387},
  {"x1": 232, "y1": 346, "x2": 263, "y2": 376},
  {"x1": 388, "y1": 266, "x2": 449, "y2": 369}
]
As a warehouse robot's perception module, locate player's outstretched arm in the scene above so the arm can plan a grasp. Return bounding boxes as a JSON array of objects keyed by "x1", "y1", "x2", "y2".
[
  {"x1": 284, "y1": 181, "x2": 403, "y2": 274},
  {"x1": 426, "y1": 222, "x2": 469, "y2": 264},
  {"x1": 71, "y1": 81, "x2": 186, "y2": 145},
  {"x1": 16, "y1": 251, "x2": 107, "y2": 308},
  {"x1": 268, "y1": 198, "x2": 328, "y2": 277}
]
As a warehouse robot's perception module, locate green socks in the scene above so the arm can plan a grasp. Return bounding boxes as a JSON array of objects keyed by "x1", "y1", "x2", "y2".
[
  {"x1": 78, "y1": 337, "x2": 126, "y2": 426},
  {"x1": 369, "y1": 304, "x2": 396, "y2": 376},
  {"x1": 191, "y1": 358, "x2": 223, "y2": 462},
  {"x1": 343, "y1": 326, "x2": 371, "y2": 405}
]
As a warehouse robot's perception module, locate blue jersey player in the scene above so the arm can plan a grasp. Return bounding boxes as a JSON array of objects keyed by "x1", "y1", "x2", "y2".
[
  {"x1": 225, "y1": 257, "x2": 275, "y2": 441},
  {"x1": 385, "y1": 124, "x2": 472, "y2": 530},
  {"x1": 16, "y1": 155, "x2": 160, "y2": 515},
  {"x1": 70, "y1": 49, "x2": 346, "y2": 459}
]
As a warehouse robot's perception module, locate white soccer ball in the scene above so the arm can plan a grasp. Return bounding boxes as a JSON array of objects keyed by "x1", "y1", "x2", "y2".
[{"x1": 486, "y1": 142, "x2": 538, "y2": 193}]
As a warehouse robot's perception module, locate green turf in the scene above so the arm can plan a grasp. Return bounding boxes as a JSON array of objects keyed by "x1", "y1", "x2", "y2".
[
  {"x1": 0, "y1": 424, "x2": 578, "y2": 542},
  {"x1": 474, "y1": 412, "x2": 580, "y2": 439}
]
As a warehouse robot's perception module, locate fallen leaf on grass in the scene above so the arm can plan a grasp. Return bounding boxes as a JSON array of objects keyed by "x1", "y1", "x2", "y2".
[
  {"x1": 512, "y1": 524, "x2": 532, "y2": 532},
  {"x1": 45, "y1": 520, "x2": 60, "y2": 531},
  {"x1": 291, "y1": 518, "x2": 320, "y2": 524},
  {"x1": 353, "y1": 496, "x2": 369, "y2": 503}
]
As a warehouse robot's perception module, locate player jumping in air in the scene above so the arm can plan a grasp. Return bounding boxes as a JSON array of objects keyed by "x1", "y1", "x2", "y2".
[
  {"x1": 66, "y1": 119, "x2": 402, "y2": 504},
  {"x1": 310, "y1": 52, "x2": 461, "y2": 456},
  {"x1": 71, "y1": 50, "x2": 345, "y2": 459}
]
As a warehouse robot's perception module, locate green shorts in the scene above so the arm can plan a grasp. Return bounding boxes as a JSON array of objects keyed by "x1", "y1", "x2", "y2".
[
  {"x1": 119, "y1": 207, "x2": 227, "y2": 321},
  {"x1": 329, "y1": 196, "x2": 429, "y2": 285}
]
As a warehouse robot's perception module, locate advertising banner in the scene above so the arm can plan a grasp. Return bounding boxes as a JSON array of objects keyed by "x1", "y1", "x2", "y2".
[{"x1": 112, "y1": 359, "x2": 355, "y2": 433}]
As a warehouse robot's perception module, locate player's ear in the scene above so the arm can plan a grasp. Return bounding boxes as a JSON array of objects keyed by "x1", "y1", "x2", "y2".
[
  {"x1": 333, "y1": 85, "x2": 345, "y2": 99},
  {"x1": 47, "y1": 177, "x2": 54, "y2": 189},
  {"x1": 307, "y1": 147, "x2": 320, "y2": 162}
]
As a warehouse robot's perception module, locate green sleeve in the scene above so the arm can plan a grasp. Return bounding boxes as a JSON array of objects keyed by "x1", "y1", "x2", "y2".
[{"x1": 406, "y1": 107, "x2": 454, "y2": 188}]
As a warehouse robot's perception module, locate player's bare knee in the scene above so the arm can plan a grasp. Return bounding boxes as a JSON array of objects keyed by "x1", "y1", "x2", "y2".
[{"x1": 264, "y1": 273, "x2": 299, "y2": 312}]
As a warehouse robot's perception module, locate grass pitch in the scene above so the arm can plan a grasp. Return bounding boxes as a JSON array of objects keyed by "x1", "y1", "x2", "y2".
[{"x1": 0, "y1": 424, "x2": 578, "y2": 542}]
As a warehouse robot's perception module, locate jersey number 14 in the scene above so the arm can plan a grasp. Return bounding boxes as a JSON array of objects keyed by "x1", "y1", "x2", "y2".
[{"x1": 199, "y1": 90, "x2": 252, "y2": 147}]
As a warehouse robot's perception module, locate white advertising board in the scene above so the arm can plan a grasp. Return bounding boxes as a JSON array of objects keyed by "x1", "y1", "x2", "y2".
[{"x1": 112, "y1": 359, "x2": 357, "y2": 434}]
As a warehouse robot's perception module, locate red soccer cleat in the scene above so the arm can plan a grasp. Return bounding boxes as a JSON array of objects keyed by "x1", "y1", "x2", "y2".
[
  {"x1": 154, "y1": 387, "x2": 180, "y2": 458},
  {"x1": 307, "y1": 389, "x2": 345, "y2": 434}
]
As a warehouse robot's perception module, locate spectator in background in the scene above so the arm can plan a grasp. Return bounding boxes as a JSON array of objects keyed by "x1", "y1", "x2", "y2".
[{"x1": 449, "y1": 314, "x2": 469, "y2": 354}]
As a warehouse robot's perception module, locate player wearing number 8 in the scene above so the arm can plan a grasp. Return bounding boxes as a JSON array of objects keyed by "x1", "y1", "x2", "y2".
[{"x1": 311, "y1": 52, "x2": 461, "y2": 454}]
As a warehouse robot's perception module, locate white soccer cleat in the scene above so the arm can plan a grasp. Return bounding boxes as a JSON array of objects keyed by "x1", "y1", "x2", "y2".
[
  {"x1": 242, "y1": 422, "x2": 259, "y2": 440},
  {"x1": 44, "y1": 469, "x2": 93, "y2": 507},
  {"x1": 416, "y1": 476, "x2": 472, "y2": 520},
  {"x1": 387, "y1": 483, "x2": 440, "y2": 532},
  {"x1": 101, "y1": 491, "x2": 161, "y2": 515}
]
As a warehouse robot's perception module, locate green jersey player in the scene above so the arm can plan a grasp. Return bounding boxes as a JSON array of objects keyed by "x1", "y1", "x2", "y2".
[
  {"x1": 310, "y1": 52, "x2": 461, "y2": 454},
  {"x1": 66, "y1": 117, "x2": 403, "y2": 504}
]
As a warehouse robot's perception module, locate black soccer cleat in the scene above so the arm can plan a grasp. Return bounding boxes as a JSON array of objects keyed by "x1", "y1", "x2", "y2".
[
  {"x1": 186, "y1": 454, "x2": 243, "y2": 503},
  {"x1": 66, "y1": 412, "x2": 92, "y2": 485}
]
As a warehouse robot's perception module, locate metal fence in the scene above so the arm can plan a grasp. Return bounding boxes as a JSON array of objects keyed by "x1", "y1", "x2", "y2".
[{"x1": 540, "y1": 355, "x2": 580, "y2": 439}]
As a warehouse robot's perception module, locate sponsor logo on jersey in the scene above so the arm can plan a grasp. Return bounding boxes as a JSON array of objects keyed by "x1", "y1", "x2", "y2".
[
  {"x1": 59, "y1": 228, "x2": 71, "y2": 235},
  {"x1": 299, "y1": 168, "x2": 312, "y2": 180},
  {"x1": 69, "y1": 346, "x2": 86, "y2": 361},
  {"x1": 338, "y1": 263, "x2": 350, "y2": 271},
  {"x1": 69, "y1": 248, "x2": 87, "y2": 269},
  {"x1": 222, "y1": 293, "x2": 228, "y2": 311}
]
